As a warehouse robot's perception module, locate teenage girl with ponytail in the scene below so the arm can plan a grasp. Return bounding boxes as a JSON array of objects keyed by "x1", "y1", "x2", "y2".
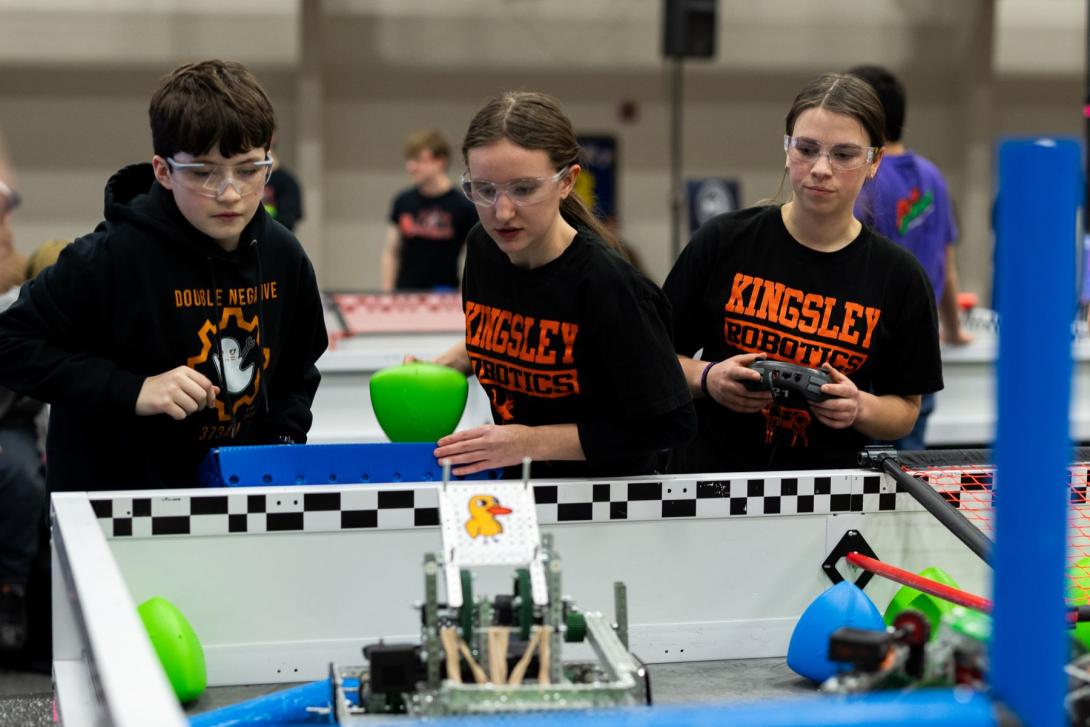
[{"x1": 432, "y1": 91, "x2": 695, "y2": 479}]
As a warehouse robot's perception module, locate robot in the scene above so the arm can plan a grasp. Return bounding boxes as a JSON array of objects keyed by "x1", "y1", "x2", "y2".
[{"x1": 315, "y1": 467, "x2": 650, "y2": 721}]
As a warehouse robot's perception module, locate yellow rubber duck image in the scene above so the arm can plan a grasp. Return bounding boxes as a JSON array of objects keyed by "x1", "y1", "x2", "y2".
[{"x1": 465, "y1": 494, "x2": 513, "y2": 539}]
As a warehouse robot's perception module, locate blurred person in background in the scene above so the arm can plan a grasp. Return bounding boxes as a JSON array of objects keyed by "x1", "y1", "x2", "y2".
[
  {"x1": 262, "y1": 131, "x2": 304, "y2": 231},
  {"x1": 381, "y1": 129, "x2": 478, "y2": 291},
  {"x1": 849, "y1": 64, "x2": 971, "y2": 451},
  {"x1": 0, "y1": 141, "x2": 47, "y2": 657}
]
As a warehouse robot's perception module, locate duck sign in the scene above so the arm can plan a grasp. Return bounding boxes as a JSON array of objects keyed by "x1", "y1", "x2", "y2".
[
  {"x1": 439, "y1": 482, "x2": 542, "y2": 569},
  {"x1": 465, "y1": 494, "x2": 512, "y2": 539}
]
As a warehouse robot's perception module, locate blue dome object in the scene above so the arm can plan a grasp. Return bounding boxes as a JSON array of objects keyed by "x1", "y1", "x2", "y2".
[{"x1": 786, "y1": 580, "x2": 885, "y2": 683}]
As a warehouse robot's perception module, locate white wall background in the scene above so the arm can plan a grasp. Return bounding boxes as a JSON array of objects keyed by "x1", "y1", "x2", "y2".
[{"x1": 0, "y1": 0, "x2": 1084, "y2": 299}]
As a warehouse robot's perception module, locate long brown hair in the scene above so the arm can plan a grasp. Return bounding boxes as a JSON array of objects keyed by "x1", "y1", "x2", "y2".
[
  {"x1": 461, "y1": 91, "x2": 621, "y2": 252},
  {"x1": 763, "y1": 73, "x2": 886, "y2": 205}
]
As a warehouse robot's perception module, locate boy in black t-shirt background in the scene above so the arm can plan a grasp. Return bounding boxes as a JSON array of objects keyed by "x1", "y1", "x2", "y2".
[{"x1": 381, "y1": 129, "x2": 478, "y2": 291}]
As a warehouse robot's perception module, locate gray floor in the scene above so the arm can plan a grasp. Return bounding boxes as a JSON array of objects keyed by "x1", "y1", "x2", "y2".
[
  {"x1": 0, "y1": 668, "x2": 52, "y2": 727},
  {"x1": 1, "y1": 657, "x2": 814, "y2": 724},
  {"x1": 649, "y1": 658, "x2": 814, "y2": 704}
]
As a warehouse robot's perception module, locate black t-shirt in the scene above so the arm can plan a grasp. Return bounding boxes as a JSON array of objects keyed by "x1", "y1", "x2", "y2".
[
  {"x1": 389, "y1": 187, "x2": 479, "y2": 290},
  {"x1": 663, "y1": 204, "x2": 943, "y2": 472},
  {"x1": 463, "y1": 224, "x2": 692, "y2": 478}
]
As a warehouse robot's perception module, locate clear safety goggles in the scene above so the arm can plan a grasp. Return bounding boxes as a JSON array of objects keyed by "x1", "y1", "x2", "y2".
[
  {"x1": 460, "y1": 167, "x2": 569, "y2": 207},
  {"x1": 784, "y1": 135, "x2": 877, "y2": 172},
  {"x1": 166, "y1": 157, "x2": 274, "y2": 198}
]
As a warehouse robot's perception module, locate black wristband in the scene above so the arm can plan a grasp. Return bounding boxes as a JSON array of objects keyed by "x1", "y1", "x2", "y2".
[{"x1": 700, "y1": 361, "x2": 718, "y2": 398}]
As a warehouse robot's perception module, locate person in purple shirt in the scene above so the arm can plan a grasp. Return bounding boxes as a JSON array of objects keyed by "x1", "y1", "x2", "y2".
[{"x1": 850, "y1": 65, "x2": 972, "y2": 451}]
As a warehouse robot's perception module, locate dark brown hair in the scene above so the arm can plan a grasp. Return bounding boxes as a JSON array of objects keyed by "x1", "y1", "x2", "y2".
[
  {"x1": 149, "y1": 59, "x2": 275, "y2": 159},
  {"x1": 761, "y1": 72, "x2": 886, "y2": 206},
  {"x1": 847, "y1": 65, "x2": 905, "y2": 143},
  {"x1": 461, "y1": 91, "x2": 620, "y2": 251},
  {"x1": 785, "y1": 72, "x2": 886, "y2": 148}
]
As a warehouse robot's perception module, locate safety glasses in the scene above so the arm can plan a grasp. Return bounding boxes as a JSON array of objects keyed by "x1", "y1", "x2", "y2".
[
  {"x1": 460, "y1": 167, "x2": 569, "y2": 207},
  {"x1": 166, "y1": 157, "x2": 274, "y2": 198}
]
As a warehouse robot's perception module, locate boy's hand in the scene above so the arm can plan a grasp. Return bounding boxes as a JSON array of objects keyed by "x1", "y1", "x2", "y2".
[{"x1": 136, "y1": 366, "x2": 219, "y2": 420}]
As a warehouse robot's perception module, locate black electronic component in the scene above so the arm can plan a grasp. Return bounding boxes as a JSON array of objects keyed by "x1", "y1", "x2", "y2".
[
  {"x1": 827, "y1": 627, "x2": 894, "y2": 673},
  {"x1": 363, "y1": 642, "x2": 424, "y2": 695}
]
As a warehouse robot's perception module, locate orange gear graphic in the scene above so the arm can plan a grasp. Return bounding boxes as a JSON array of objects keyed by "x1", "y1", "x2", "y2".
[{"x1": 187, "y1": 307, "x2": 270, "y2": 423}]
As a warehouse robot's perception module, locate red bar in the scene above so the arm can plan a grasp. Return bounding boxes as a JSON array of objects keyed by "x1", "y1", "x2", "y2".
[
  {"x1": 845, "y1": 551, "x2": 993, "y2": 611},
  {"x1": 844, "y1": 552, "x2": 1086, "y2": 625}
]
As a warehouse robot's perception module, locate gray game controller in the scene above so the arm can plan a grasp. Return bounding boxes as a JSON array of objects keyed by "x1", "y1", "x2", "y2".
[{"x1": 742, "y1": 360, "x2": 833, "y2": 402}]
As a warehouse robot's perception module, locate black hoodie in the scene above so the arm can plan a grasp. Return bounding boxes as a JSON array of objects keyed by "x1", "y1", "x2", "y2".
[{"x1": 0, "y1": 163, "x2": 328, "y2": 491}]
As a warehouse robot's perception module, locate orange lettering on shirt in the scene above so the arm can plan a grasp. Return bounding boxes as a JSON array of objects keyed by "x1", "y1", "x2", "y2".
[
  {"x1": 725, "y1": 274, "x2": 754, "y2": 314},
  {"x1": 536, "y1": 319, "x2": 559, "y2": 365},
  {"x1": 560, "y1": 323, "x2": 579, "y2": 365},
  {"x1": 798, "y1": 293, "x2": 823, "y2": 334}
]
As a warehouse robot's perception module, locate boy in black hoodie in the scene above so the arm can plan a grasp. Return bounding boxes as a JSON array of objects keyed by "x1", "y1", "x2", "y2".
[{"x1": 0, "y1": 60, "x2": 328, "y2": 491}]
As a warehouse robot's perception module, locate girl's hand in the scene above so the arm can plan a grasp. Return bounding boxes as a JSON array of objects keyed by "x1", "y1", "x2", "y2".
[
  {"x1": 434, "y1": 424, "x2": 533, "y2": 476},
  {"x1": 705, "y1": 353, "x2": 773, "y2": 413},
  {"x1": 808, "y1": 364, "x2": 860, "y2": 429}
]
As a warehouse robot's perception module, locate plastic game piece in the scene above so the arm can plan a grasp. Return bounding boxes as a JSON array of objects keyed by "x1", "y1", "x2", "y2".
[
  {"x1": 1069, "y1": 556, "x2": 1090, "y2": 649},
  {"x1": 742, "y1": 360, "x2": 832, "y2": 402},
  {"x1": 941, "y1": 605, "x2": 991, "y2": 644},
  {"x1": 370, "y1": 362, "x2": 469, "y2": 443},
  {"x1": 199, "y1": 441, "x2": 501, "y2": 486},
  {"x1": 956, "y1": 291, "x2": 979, "y2": 311},
  {"x1": 786, "y1": 580, "x2": 885, "y2": 683},
  {"x1": 883, "y1": 566, "x2": 961, "y2": 639},
  {"x1": 137, "y1": 596, "x2": 207, "y2": 703},
  {"x1": 188, "y1": 678, "x2": 354, "y2": 727}
]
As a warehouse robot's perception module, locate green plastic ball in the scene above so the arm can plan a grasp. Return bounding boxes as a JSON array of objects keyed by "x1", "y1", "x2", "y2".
[
  {"x1": 369, "y1": 362, "x2": 469, "y2": 443},
  {"x1": 138, "y1": 596, "x2": 207, "y2": 703}
]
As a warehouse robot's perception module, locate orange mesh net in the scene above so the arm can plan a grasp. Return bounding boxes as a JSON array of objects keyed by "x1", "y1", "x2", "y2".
[{"x1": 901, "y1": 460, "x2": 1090, "y2": 604}]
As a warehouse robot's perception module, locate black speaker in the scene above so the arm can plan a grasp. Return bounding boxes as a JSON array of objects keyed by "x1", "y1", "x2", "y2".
[{"x1": 662, "y1": 0, "x2": 717, "y2": 59}]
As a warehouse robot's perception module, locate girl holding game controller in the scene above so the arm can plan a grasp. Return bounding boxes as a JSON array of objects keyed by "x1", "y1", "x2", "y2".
[{"x1": 663, "y1": 73, "x2": 943, "y2": 472}]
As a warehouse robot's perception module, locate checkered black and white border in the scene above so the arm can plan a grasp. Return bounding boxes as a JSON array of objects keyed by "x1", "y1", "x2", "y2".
[{"x1": 91, "y1": 471, "x2": 913, "y2": 540}]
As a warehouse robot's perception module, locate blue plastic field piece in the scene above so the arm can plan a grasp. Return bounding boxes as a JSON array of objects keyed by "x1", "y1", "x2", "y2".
[
  {"x1": 786, "y1": 580, "x2": 885, "y2": 683},
  {"x1": 198, "y1": 442, "x2": 501, "y2": 487},
  {"x1": 188, "y1": 677, "x2": 358, "y2": 726}
]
